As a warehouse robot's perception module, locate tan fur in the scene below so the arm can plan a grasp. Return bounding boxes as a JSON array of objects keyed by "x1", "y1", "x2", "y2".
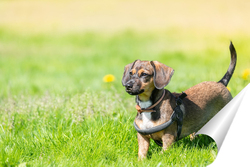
[
  {"x1": 131, "y1": 69, "x2": 136, "y2": 75},
  {"x1": 138, "y1": 77, "x2": 155, "y2": 101},
  {"x1": 137, "y1": 81, "x2": 232, "y2": 158},
  {"x1": 126, "y1": 62, "x2": 233, "y2": 159},
  {"x1": 137, "y1": 80, "x2": 232, "y2": 159},
  {"x1": 122, "y1": 51, "x2": 236, "y2": 159},
  {"x1": 190, "y1": 132, "x2": 196, "y2": 141}
]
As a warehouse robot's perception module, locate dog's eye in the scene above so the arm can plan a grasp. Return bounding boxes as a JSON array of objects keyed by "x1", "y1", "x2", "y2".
[{"x1": 141, "y1": 73, "x2": 148, "y2": 77}]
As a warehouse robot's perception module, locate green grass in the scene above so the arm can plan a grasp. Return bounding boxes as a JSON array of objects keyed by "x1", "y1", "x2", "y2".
[
  {"x1": 0, "y1": 28, "x2": 249, "y2": 166},
  {"x1": 0, "y1": 90, "x2": 217, "y2": 167}
]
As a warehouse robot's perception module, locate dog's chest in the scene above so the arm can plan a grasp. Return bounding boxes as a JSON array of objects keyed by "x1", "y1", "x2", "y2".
[{"x1": 138, "y1": 100, "x2": 154, "y2": 130}]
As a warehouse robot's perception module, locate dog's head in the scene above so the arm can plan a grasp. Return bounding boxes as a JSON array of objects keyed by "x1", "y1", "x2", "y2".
[{"x1": 122, "y1": 60, "x2": 174, "y2": 96}]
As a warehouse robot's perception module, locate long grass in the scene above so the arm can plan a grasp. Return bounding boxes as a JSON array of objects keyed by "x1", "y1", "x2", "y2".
[
  {"x1": 0, "y1": 89, "x2": 217, "y2": 166},
  {"x1": 0, "y1": 28, "x2": 249, "y2": 166}
]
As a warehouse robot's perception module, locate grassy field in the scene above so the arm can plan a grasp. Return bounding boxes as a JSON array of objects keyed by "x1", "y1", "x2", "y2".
[
  {"x1": 1, "y1": 0, "x2": 250, "y2": 166},
  {"x1": 0, "y1": 28, "x2": 249, "y2": 167}
]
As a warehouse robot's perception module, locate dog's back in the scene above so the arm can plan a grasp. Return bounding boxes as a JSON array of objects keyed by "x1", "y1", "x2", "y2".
[
  {"x1": 180, "y1": 42, "x2": 237, "y2": 137},
  {"x1": 180, "y1": 81, "x2": 232, "y2": 137},
  {"x1": 122, "y1": 42, "x2": 237, "y2": 158}
]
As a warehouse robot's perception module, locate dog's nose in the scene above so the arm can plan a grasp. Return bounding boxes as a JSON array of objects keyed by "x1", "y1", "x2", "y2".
[
  {"x1": 125, "y1": 82, "x2": 134, "y2": 89},
  {"x1": 125, "y1": 83, "x2": 133, "y2": 89}
]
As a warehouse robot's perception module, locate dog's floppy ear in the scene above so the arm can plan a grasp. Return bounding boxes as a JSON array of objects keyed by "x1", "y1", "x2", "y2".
[
  {"x1": 122, "y1": 60, "x2": 139, "y2": 86},
  {"x1": 150, "y1": 61, "x2": 174, "y2": 89}
]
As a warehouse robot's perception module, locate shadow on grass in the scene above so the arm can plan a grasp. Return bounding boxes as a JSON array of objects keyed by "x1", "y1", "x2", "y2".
[
  {"x1": 147, "y1": 134, "x2": 217, "y2": 159},
  {"x1": 178, "y1": 134, "x2": 217, "y2": 149}
]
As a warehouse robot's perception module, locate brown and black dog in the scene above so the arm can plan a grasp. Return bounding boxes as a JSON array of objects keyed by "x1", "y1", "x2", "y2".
[{"x1": 122, "y1": 42, "x2": 236, "y2": 159}]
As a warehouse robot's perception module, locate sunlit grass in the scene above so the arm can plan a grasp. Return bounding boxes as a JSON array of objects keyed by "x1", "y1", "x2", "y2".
[
  {"x1": 1, "y1": 1, "x2": 250, "y2": 166},
  {"x1": 0, "y1": 89, "x2": 218, "y2": 166},
  {"x1": 0, "y1": 28, "x2": 249, "y2": 166}
]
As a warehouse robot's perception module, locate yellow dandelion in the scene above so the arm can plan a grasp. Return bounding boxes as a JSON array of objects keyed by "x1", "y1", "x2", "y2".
[
  {"x1": 103, "y1": 74, "x2": 115, "y2": 83},
  {"x1": 242, "y1": 69, "x2": 250, "y2": 80},
  {"x1": 227, "y1": 86, "x2": 231, "y2": 92}
]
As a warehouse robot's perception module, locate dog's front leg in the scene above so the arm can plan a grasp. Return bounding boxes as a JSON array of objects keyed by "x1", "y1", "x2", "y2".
[
  {"x1": 162, "y1": 133, "x2": 175, "y2": 151},
  {"x1": 137, "y1": 132, "x2": 150, "y2": 159}
]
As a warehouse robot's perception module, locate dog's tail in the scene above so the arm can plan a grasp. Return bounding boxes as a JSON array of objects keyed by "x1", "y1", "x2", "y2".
[{"x1": 218, "y1": 42, "x2": 237, "y2": 86}]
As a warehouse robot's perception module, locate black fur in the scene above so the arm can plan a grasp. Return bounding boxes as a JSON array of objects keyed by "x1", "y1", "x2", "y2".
[{"x1": 218, "y1": 42, "x2": 237, "y2": 86}]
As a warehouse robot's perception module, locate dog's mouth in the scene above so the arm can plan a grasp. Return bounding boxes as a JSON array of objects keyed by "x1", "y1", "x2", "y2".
[{"x1": 126, "y1": 88, "x2": 144, "y2": 95}]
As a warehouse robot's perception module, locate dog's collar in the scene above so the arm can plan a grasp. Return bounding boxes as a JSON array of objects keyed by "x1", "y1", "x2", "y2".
[{"x1": 135, "y1": 89, "x2": 166, "y2": 113}]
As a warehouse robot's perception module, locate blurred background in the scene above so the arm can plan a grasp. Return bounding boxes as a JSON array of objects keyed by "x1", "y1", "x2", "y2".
[
  {"x1": 1, "y1": 2, "x2": 249, "y2": 165},
  {"x1": 0, "y1": 0, "x2": 250, "y2": 97}
]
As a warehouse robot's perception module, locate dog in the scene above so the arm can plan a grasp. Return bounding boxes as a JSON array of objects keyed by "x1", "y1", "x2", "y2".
[{"x1": 122, "y1": 42, "x2": 236, "y2": 159}]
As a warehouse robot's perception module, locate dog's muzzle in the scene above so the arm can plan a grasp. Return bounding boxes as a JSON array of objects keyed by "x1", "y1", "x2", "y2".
[{"x1": 124, "y1": 80, "x2": 144, "y2": 95}]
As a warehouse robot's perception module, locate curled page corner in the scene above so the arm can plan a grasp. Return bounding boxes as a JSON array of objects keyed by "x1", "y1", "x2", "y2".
[{"x1": 196, "y1": 83, "x2": 250, "y2": 166}]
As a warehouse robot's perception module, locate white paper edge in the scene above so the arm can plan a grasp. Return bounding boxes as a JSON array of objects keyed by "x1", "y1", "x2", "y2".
[{"x1": 196, "y1": 83, "x2": 250, "y2": 166}]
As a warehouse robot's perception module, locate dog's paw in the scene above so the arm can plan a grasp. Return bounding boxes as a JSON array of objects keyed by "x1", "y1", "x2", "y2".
[{"x1": 190, "y1": 132, "x2": 197, "y2": 141}]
